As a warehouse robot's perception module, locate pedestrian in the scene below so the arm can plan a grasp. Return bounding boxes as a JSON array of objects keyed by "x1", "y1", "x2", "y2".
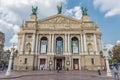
[
  {"x1": 98, "y1": 67, "x2": 101, "y2": 75},
  {"x1": 113, "y1": 66, "x2": 119, "y2": 80},
  {"x1": 57, "y1": 63, "x2": 60, "y2": 73},
  {"x1": 57, "y1": 66, "x2": 60, "y2": 73}
]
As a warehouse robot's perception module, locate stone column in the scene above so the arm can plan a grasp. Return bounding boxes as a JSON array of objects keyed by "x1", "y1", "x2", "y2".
[
  {"x1": 65, "y1": 34, "x2": 67, "y2": 53},
  {"x1": 38, "y1": 58, "x2": 40, "y2": 70},
  {"x1": 68, "y1": 34, "x2": 70, "y2": 53},
  {"x1": 48, "y1": 34, "x2": 51, "y2": 53},
  {"x1": 35, "y1": 34, "x2": 38, "y2": 54},
  {"x1": 94, "y1": 33, "x2": 97, "y2": 53},
  {"x1": 21, "y1": 33, "x2": 25, "y2": 54},
  {"x1": 79, "y1": 39, "x2": 81, "y2": 54},
  {"x1": 32, "y1": 33, "x2": 36, "y2": 54},
  {"x1": 51, "y1": 34, "x2": 54, "y2": 53},
  {"x1": 83, "y1": 33, "x2": 87, "y2": 53},
  {"x1": 79, "y1": 59, "x2": 81, "y2": 70},
  {"x1": 80, "y1": 34, "x2": 83, "y2": 54}
]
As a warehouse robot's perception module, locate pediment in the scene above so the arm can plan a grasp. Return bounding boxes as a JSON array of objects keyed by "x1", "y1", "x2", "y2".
[{"x1": 38, "y1": 14, "x2": 81, "y2": 24}]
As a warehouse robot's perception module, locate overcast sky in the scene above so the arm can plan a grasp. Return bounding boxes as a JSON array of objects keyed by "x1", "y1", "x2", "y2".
[{"x1": 0, "y1": 0, "x2": 120, "y2": 50}]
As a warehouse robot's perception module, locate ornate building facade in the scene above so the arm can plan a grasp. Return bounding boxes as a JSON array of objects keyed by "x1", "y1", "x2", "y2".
[
  {"x1": 14, "y1": 11, "x2": 105, "y2": 71},
  {"x1": 0, "y1": 31, "x2": 5, "y2": 63}
]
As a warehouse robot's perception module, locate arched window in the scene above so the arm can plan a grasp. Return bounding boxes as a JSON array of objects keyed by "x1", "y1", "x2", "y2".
[
  {"x1": 71, "y1": 37, "x2": 79, "y2": 53},
  {"x1": 56, "y1": 37, "x2": 63, "y2": 54},
  {"x1": 40, "y1": 37, "x2": 48, "y2": 53}
]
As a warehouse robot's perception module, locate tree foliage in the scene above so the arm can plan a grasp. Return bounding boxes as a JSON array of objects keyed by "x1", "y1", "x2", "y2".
[{"x1": 112, "y1": 44, "x2": 120, "y2": 62}]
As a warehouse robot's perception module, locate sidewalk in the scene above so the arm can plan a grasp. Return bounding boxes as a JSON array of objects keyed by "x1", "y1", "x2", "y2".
[{"x1": 0, "y1": 70, "x2": 114, "y2": 80}]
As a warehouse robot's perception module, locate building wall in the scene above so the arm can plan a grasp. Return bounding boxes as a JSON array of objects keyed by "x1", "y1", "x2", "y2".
[
  {"x1": 0, "y1": 31, "x2": 5, "y2": 63},
  {"x1": 14, "y1": 14, "x2": 105, "y2": 71}
]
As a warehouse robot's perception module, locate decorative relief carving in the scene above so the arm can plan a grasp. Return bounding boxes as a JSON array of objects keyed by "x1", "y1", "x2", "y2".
[
  {"x1": 38, "y1": 16, "x2": 80, "y2": 25},
  {"x1": 84, "y1": 22, "x2": 94, "y2": 27},
  {"x1": 26, "y1": 22, "x2": 36, "y2": 28},
  {"x1": 37, "y1": 15, "x2": 84, "y2": 29},
  {"x1": 87, "y1": 43, "x2": 93, "y2": 52}
]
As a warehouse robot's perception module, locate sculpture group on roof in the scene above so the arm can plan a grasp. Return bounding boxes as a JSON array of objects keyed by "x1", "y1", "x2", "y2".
[
  {"x1": 32, "y1": 6, "x2": 38, "y2": 15},
  {"x1": 81, "y1": 7, "x2": 88, "y2": 15},
  {"x1": 31, "y1": 5, "x2": 88, "y2": 16},
  {"x1": 57, "y1": 4, "x2": 62, "y2": 14}
]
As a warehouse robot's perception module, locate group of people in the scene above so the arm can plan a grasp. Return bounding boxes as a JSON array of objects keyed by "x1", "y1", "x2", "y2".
[
  {"x1": 0, "y1": 61, "x2": 8, "y2": 71},
  {"x1": 40, "y1": 64, "x2": 45, "y2": 70},
  {"x1": 97, "y1": 65, "x2": 120, "y2": 80},
  {"x1": 112, "y1": 65, "x2": 120, "y2": 80}
]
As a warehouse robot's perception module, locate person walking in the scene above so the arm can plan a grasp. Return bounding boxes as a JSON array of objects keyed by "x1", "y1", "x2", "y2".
[
  {"x1": 113, "y1": 66, "x2": 119, "y2": 80},
  {"x1": 98, "y1": 67, "x2": 101, "y2": 75},
  {"x1": 57, "y1": 63, "x2": 60, "y2": 73}
]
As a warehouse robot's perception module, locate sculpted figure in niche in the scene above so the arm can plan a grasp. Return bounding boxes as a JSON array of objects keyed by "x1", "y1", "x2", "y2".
[
  {"x1": 26, "y1": 43, "x2": 31, "y2": 54},
  {"x1": 88, "y1": 43, "x2": 93, "y2": 52}
]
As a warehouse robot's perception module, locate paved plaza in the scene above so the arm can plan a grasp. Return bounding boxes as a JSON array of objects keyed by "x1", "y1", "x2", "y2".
[{"x1": 0, "y1": 70, "x2": 114, "y2": 80}]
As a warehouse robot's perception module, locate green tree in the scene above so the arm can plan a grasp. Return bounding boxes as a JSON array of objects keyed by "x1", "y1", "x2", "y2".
[{"x1": 112, "y1": 44, "x2": 120, "y2": 63}]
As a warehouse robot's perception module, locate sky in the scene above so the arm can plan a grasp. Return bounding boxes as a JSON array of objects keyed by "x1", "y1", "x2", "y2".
[{"x1": 0, "y1": 0, "x2": 120, "y2": 50}]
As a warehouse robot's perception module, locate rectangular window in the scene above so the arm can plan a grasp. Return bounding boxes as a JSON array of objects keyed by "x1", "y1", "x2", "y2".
[
  {"x1": 91, "y1": 58, "x2": 94, "y2": 64},
  {"x1": 24, "y1": 58, "x2": 27, "y2": 64}
]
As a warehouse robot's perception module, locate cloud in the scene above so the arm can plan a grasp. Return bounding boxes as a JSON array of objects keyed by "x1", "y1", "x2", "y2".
[
  {"x1": 105, "y1": 44, "x2": 114, "y2": 50},
  {"x1": 93, "y1": 0, "x2": 120, "y2": 17},
  {"x1": 104, "y1": 40, "x2": 120, "y2": 51},
  {"x1": 0, "y1": 19, "x2": 20, "y2": 46},
  {"x1": 0, "y1": 7, "x2": 21, "y2": 24},
  {"x1": 0, "y1": 0, "x2": 67, "y2": 49},
  {"x1": 65, "y1": 6, "x2": 82, "y2": 20},
  {"x1": 116, "y1": 40, "x2": 120, "y2": 45},
  {"x1": 10, "y1": 34, "x2": 18, "y2": 44},
  {"x1": 0, "y1": 20, "x2": 20, "y2": 32}
]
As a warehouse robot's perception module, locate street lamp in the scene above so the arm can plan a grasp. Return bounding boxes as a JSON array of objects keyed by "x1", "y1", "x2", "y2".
[
  {"x1": 103, "y1": 47, "x2": 112, "y2": 77},
  {"x1": 6, "y1": 44, "x2": 15, "y2": 76}
]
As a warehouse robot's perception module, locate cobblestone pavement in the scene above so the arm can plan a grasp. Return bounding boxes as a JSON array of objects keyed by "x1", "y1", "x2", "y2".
[{"x1": 0, "y1": 70, "x2": 114, "y2": 80}]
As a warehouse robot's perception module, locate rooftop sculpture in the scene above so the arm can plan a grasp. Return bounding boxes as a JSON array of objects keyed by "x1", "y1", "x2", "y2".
[
  {"x1": 81, "y1": 7, "x2": 88, "y2": 15},
  {"x1": 32, "y1": 6, "x2": 38, "y2": 15},
  {"x1": 57, "y1": 4, "x2": 62, "y2": 14}
]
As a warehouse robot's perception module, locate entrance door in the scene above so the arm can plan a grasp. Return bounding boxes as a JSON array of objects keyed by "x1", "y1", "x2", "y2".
[
  {"x1": 73, "y1": 59, "x2": 79, "y2": 70},
  {"x1": 40, "y1": 59, "x2": 46, "y2": 70},
  {"x1": 56, "y1": 59, "x2": 62, "y2": 70}
]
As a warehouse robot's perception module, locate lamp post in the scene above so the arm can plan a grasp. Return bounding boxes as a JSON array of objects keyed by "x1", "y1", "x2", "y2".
[
  {"x1": 6, "y1": 44, "x2": 15, "y2": 76},
  {"x1": 103, "y1": 47, "x2": 112, "y2": 77}
]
